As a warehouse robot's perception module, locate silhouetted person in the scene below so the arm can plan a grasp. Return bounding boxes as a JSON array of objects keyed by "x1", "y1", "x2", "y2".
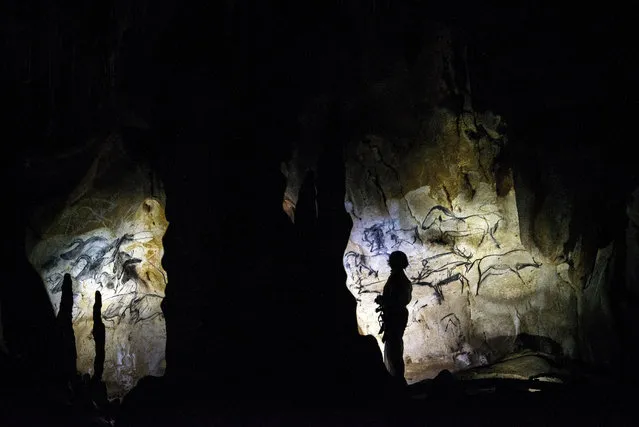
[
  {"x1": 57, "y1": 273, "x2": 77, "y2": 386},
  {"x1": 92, "y1": 291, "x2": 105, "y2": 381},
  {"x1": 376, "y1": 251, "x2": 412, "y2": 385}
]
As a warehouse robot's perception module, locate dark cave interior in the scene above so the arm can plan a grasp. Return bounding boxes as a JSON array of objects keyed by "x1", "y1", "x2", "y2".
[{"x1": 1, "y1": 1, "x2": 637, "y2": 426}]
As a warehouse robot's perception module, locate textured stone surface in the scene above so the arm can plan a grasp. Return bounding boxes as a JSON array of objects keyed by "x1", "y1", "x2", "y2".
[
  {"x1": 342, "y1": 128, "x2": 578, "y2": 383},
  {"x1": 27, "y1": 136, "x2": 167, "y2": 397},
  {"x1": 333, "y1": 31, "x2": 578, "y2": 384},
  {"x1": 454, "y1": 350, "x2": 567, "y2": 382},
  {"x1": 283, "y1": 27, "x2": 616, "y2": 385}
]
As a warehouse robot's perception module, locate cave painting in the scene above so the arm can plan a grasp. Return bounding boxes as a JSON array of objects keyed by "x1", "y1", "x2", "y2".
[
  {"x1": 342, "y1": 180, "x2": 571, "y2": 385},
  {"x1": 345, "y1": 203, "x2": 538, "y2": 304},
  {"x1": 30, "y1": 196, "x2": 168, "y2": 398},
  {"x1": 43, "y1": 231, "x2": 165, "y2": 324},
  {"x1": 25, "y1": 137, "x2": 169, "y2": 397}
]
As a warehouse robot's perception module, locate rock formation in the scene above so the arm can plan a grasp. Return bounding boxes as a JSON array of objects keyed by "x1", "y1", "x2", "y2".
[
  {"x1": 287, "y1": 25, "x2": 616, "y2": 385},
  {"x1": 27, "y1": 135, "x2": 168, "y2": 397},
  {"x1": 5, "y1": 1, "x2": 631, "y2": 404}
]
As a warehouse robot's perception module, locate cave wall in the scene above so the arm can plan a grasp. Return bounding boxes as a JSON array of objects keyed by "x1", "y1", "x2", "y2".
[
  {"x1": 3, "y1": 1, "x2": 637, "y2": 399},
  {"x1": 286, "y1": 22, "x2": 626, "y2": 383},
  {"x1": 27, "y1": 136, "x2": 168, "y2": 397},
  {"x1": 339, "y1": 27, "x2": 578, "y2": 382}
]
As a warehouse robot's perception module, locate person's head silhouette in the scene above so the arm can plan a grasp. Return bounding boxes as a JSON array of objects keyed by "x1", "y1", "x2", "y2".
[{"x1": 388, "y1": 251, "x2": 409, "y2": 271}]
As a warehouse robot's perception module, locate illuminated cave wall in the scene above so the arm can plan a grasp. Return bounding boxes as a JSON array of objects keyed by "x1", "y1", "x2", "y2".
[
  {"x1": 27, "y1": 136, "x2": 168, "y2": 397},
  {"x1": 342, "y1": 115, "x2": 578, "y2": 384},
  {"x1": 286, "y1": 27, "x2": 614, "y2": 384}
]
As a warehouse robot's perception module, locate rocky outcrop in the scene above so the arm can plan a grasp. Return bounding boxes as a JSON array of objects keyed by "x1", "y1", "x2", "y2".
[
  {"x1": 341, "y1": 85, "x2": 578, "y2": 381},
  {"x1": 287, "y1": 25, "x2": 617, "y2": 384},
  {"x1": 27, "y1": 135, "x2": 168, "y2": 397}
]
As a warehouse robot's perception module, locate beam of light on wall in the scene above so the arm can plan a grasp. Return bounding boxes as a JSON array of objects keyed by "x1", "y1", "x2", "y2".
[
  {"x1": 27, "y1": 137, "x2": 168, "y2": 398},
  {"x1": 30, "y1": 197, "x2": 168, "y2": 397},
  {"x1": 341, "y1": 129, "x2": 578, "y2": 385}
]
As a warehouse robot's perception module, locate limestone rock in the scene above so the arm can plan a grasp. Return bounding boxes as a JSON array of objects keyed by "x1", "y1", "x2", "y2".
[
  {"x1": 28, "y1": 135, "x2": 168, "y2": 398},
  {"x1": 343, "y1": 123, "x2": 578, "y2": 383},
  {"x1": 454, "y1": 350, "x2": 567, "y2": 382},
  {"x1": 334, "y1": 32, "x2": 581, "y2": 384},
  {"x1": 284, "y1": 24, "x2": 615, "y2": 385}
]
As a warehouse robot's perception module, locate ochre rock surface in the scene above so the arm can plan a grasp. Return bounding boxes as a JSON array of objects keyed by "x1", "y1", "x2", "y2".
[
  {"x1": 28, "y1": 136, "x2": 168, "y2": 397},
  {"x1": 286, "y1": 27, "x2": 613, "y2": 385}
]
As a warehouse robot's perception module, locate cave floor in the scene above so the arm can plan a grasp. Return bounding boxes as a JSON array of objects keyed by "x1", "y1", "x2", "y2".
[
  {"x1": 112, "y1": 384, "x2": 634, "y2": 427},
  {"x1": 3, "y1": 377, "x2": 634, "y2": 427},
  {"x1": 405, "y1": 361, "x2": 455, "y2": 385},
  {"x1": 1, "y1": 356, "x2": 634, "y2": 427}
]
